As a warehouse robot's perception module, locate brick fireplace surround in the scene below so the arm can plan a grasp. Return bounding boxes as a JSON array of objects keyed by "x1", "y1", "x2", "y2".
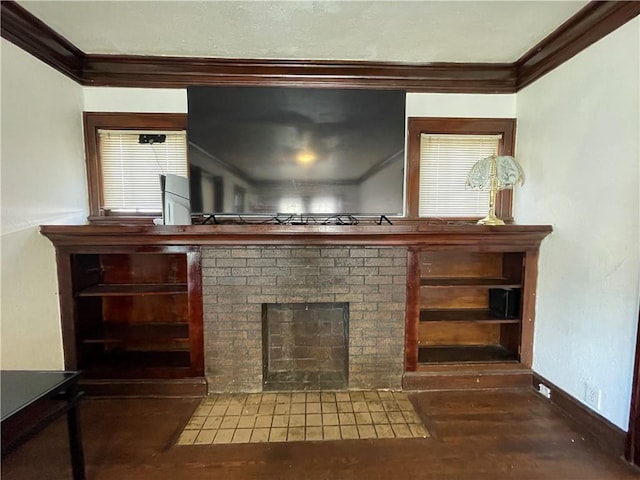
[{"x1": 202, "y1": 246, "x2": 407, "y2": 393}]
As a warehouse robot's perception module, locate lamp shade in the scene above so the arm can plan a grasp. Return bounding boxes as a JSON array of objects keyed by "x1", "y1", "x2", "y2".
[{"x1": 466, "y1": 155, "x2": 524, "y2": 190}]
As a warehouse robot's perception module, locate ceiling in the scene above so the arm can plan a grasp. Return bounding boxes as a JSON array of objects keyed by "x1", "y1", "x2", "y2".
[{"x1": 17, "y1": 1, "x2": 588, "y2": 63}]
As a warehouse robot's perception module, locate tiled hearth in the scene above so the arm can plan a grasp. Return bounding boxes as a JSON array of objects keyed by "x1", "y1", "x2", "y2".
[
  {"x1": 177, "y1": 391, "x2": 430, "y2": 445},
  {"x1": 202, "y1": 246, "x2": 407, "y2": 392}
]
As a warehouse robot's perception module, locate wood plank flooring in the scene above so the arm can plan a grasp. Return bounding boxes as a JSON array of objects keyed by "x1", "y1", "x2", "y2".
[{"x1": 2, "y1": 388, "x2": 639, "y2": 479}]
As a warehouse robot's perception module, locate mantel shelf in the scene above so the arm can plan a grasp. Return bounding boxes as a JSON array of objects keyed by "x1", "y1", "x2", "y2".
[{"x1": 41, "y1": 223, "x2": 553, "y2": 249}]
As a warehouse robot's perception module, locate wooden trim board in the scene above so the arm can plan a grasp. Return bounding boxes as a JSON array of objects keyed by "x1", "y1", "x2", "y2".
[
  {"x1": 0, "y1": 1, "x2": 84, "y2": 83},
  {"x1": 82, "y1": 56, "x2": 517, "y2": 93},
  {"x1": 516, "y1": 2, "x2": 640, "y2": 90},
  {"x1": 625, "y1": 310, "x2": 640, "y2": 465},
  {"x1": 532, "y1": 372, "x2": 627, "y2": 459},
  {"x1": 40, "y1": 224, "x2": 553, "y2": 249}
]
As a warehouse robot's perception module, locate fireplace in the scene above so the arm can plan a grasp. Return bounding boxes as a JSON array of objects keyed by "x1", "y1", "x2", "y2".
[{"x1": 202, "y1": 246, "x2": 407, "y2": 393}]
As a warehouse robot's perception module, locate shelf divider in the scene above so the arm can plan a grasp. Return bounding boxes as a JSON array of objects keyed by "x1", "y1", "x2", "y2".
[
  {"x1": 77, "y1": 283, "x2": 188, "y2": 297},
  {"x1": 420, "y1": 277, "x2": 521, "y2": 288},
  {"x1": 420, "y1": 308, "x2": 520, "y2": 323},
  {"x1": 82, "y1": 322, "x2": 190, "y2": 345}
]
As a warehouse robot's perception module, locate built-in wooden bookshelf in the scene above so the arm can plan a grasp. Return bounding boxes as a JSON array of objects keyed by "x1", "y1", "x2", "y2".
[
  {"x1": 404, "y1": 236, "x2": 547, "y2": 390},
  {"x1": 42, "y1": 223, "x2": 551, "y2": 395},
  {"x1": 417, "y1": 251, "x2": 524, "y2": 365},
  {"x1": 43, "y1": 242, "x2": 205, "y2": 396},
  {"x1": 71, "y1": 251, "x2": 202, "y2": 379}
]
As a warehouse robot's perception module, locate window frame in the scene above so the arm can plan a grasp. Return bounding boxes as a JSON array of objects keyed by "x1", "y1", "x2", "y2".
[
  {"x1": 406, "y1": 117, "x2": 516, "y2": 221},
  {"x1": 83, "y1": 112, "x2": 188, "y2": 224}
]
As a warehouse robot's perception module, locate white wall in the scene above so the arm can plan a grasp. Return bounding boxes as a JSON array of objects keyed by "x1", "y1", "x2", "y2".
[
  {"x1": 1, "y1": 40, "x2": 88, "y2": 369},
  {"x1": 406, "y1": 93, "x2": 516, "y2": 118},
  {"x1": 515, "y1": 18, "x2": 640, "y2": 430},
  {"x1": 83, "y1": 87, "x2": 187, "y2": 113}
]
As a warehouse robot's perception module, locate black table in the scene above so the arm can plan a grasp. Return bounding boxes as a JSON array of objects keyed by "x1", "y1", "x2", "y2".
[{"x1": 1, "y1": 370, "x2": 85, "y2": 480}]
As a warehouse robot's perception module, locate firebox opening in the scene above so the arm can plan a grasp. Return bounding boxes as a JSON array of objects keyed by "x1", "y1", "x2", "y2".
[{"x1": 262, "y1": 302, "x2": 349, "y2": 391}]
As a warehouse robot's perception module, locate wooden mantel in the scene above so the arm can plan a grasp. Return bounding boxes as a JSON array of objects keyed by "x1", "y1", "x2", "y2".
[
  {"x1": 40, "y1": 223, "x2": 552, "y2": 249},
  {"x1": 41, "y1": 222, "x2": 553, "y2": 396}
]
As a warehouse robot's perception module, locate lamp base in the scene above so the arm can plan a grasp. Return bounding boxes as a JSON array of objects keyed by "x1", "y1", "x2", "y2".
[{"x1": 477, "y1": 213, "x2": 505, "y2": 226}]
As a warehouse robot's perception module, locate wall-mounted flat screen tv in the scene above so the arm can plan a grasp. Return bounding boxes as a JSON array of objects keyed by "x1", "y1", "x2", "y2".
[{"x1": 187, "y1": 86, "x2": 406, "y2": 217}]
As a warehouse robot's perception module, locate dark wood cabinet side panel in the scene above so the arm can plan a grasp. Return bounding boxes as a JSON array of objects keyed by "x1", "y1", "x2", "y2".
[
  {"x1": 405, "y1": 248, "x2": 421, "y2": 371},
  {"x1": 56, "y1": 249, "x2": 79, "y2": 369},
  {"x1": 520, "y1": 250, "x2": 540, "y2": 368},
  {"x1": 187, "y1": 249, "x2": 204, "y2": 376}
]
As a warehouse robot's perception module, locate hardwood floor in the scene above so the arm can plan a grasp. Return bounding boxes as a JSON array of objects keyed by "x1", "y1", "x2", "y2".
[{"x1": 2, "y1": 388, "x2": 639, "y2": 479}]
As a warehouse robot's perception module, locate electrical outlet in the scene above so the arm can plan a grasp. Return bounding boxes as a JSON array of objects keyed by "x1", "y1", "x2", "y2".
[
  {"x1": 538, "y1": 383, "x2": 551, "y2": 399},
  {"x1": 585, "y1": 382, "x2": 602, "y2": 411}
]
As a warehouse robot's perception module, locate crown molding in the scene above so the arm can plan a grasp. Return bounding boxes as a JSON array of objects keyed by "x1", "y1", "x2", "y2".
[
  {"x1": 1, "y1": 1, "x2": 638, "y2": 93},
  {"x1": 0, "y1": 1, "x2": 84, "y2": 83},
  {"x1": 516, "y1": 1, "x2": 640, "y2": 90},
  {"x1": 81, "y1": 56, "x2": 516, "y2": 93}
]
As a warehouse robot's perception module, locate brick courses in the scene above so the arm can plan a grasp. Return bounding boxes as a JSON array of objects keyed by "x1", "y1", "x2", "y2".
[{"x1": 202, "y1": 246, "x2": 407, "y2": 393}]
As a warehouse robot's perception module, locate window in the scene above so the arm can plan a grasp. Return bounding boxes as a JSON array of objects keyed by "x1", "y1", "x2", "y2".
[
  {"x1": 406, "y1": 118, "x2": 516, "y2": 220},
  {"x1": 419, "y1": 134, "x2": 500, "y2": 217},
  {"x1": 99, "y1": 130, "x2": 187, "y2": 212},
  {"x1": 83, "y1": 113, "x2": 188, "y2": 222}
]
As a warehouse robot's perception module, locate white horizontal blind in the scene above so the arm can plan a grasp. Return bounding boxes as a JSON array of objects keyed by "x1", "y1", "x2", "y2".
[
  {"x1": 419, "y1": 134, "x2": 501, "y2": 217},
  {"x1": 99, "y1": 130, "x2": 188, "y2": 212}
]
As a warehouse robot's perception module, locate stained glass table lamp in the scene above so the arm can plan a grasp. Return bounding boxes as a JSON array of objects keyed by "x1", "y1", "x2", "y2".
[{"x1": 466, "y1": 155, "x2": 524, "y2": 225}]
